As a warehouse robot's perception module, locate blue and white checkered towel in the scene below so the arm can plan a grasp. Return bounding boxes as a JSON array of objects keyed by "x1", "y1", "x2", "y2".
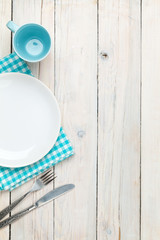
[{"x1": 0, "y1": 52, "x2": 74, "y2": 191}]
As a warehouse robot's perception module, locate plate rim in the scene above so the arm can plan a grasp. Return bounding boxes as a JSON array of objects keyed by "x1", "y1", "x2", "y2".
[{"x1": 0, "y1": 72, "x2": 61, "y2": 168}]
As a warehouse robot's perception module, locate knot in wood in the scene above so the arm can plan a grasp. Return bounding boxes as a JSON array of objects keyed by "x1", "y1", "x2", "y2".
[
  {"x1": 100, "y1": 51, "x2": 109, "y2": 60},
  {"x1": 77, "y1": 130, "x2": 86, "y2": 138}
]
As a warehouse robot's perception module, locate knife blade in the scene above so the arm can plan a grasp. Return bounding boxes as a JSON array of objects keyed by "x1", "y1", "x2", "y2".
[
  {"x1": 0, "y1": 184, "x2": 75, "y2": 229},
  {"x1": 35, "y1": 184, "x2": 74, "y2": 207}
]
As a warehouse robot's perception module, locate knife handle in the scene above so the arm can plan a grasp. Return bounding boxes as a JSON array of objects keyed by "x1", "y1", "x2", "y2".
[
  {"x1": 0, "y1": 191, "x2": 30, "y2": 221},
  {"x1": 0, "y1": 205, "x2": 35, "y2": 229}
]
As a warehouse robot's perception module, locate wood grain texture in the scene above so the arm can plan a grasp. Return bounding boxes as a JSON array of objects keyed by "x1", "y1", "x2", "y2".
[
  {"x1": 0, "y1": 1, "x2": 11, "y2": 239},
  {"x1": 1, "y1": 0, "x2": 160, "y2": 239},
  {"x1": 98, "y1": 0, "x2": 141, "y2": 239},
  {"x1": 34, "y1": 0, "x2": 55, "y2": 240},
  {"x1": 39, "y1": 0, "x2": 55, "y2": 92},
  {"x1": 141, "y1": 1, "x2": 160, "y2": 239},
  {"x1": 0, "y1": 0, "x2": 11, "y2": 58},
  {"x1": 54, "y1": 0, "x2": 97, "y2": 239}
]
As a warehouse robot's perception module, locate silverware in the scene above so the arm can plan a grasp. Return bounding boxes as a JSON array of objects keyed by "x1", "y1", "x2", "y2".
[
  {"x1": 0, "y1": 184, "x2": 75, "y2": 228},
  {"x1": 0, "y1": 169, "x2": 56, "y2": 221}
]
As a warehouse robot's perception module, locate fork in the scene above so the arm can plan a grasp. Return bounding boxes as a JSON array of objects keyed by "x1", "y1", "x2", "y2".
[{"x1": 0, "y1": 169, "x2": 56, "y2": 221}]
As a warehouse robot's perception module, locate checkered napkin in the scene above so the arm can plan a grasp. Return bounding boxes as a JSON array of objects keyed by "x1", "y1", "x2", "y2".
[{"x1": 0, "y1": 52, "x2": 74, "y2": 191}]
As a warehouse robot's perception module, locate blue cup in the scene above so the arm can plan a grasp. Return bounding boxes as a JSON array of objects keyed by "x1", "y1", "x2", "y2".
[{"x1": 7, "y1": 21, "x2": 51, "y2": 62}]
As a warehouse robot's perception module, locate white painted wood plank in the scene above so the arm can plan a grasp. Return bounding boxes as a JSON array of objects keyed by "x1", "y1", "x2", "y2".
[
  {"x1": 39, "y1": 0, "x2": 54, "y2": 92},
  {"x1": 11, "y1": 1, "x2": 54, "y2": 240},
  {"x1": 141, "y1": 1, "x2": 160, "y2": 239},
  {"x1": 0, "y1": 0, "x2": 11, "y2": 58},
  {"x1": 54, "y1": 0, "x2": 97, "y2": 239},
  {"x1": 98, "y1": 0, "x2": 140, "y2": 239},
  {"x1": 0, "y1": 1, "x2": 11, "y2": 240},
  {"x1": 34, "y1": 1, "x2": 55, "y2": 240}
]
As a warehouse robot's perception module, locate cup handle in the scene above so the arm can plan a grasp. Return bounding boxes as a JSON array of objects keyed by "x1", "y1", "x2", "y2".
[{"x1": 6, "y1": 21, "x2": 19, "y2": 33}]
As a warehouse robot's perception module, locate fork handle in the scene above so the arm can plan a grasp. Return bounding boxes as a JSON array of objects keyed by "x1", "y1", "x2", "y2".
[
  {"x1": 0, "y1": 204, "x2": 36, "y2": 229},
  {"x1": 0, "y1": 191, "x2": 30, "y2": 221}
]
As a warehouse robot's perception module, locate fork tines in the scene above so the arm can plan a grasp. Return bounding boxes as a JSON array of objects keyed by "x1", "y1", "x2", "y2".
[{"x1": 40, "y1": 169, "x2": 56, "y2": 185}]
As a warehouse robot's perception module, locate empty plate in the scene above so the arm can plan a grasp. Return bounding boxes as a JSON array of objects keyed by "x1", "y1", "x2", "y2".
[{"x1": 0, "y1": 73, "x2": 61, "y2": 167}]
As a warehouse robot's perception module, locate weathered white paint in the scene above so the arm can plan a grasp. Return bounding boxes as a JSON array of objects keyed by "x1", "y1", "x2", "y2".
[
  {"x1": 39, "y1": 0, "x2": 55, "y2": 92},
  {"x1": 54, "y1": 0, "x2": 97, "y2": 239},
  {"x1": 98, "y1": 0, "x2": 141, "y2": 239},
  {"x1": 34, "y1": 0, "x2": 55, "y2": 239},
  {"x1": 141, "y1": 1, "x2": 160, "y2": 239},
  {"x1": 0, "y1": 0, "x2": 160, "y2": 239}
]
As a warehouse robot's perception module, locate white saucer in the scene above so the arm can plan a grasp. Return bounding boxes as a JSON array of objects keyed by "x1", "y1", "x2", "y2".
[{"x1": 0, "y1": 73, "x2": 61, "y2": 167}]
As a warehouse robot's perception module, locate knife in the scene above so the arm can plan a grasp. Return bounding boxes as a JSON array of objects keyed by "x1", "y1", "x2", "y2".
[{"x1": 0, "y1": 184, "x2": 75, "y2": 229}]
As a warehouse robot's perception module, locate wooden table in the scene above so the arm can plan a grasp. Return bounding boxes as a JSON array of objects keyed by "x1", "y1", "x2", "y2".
[{"x1": 0, "y1": 0, "x2": 159, "y2": 239}]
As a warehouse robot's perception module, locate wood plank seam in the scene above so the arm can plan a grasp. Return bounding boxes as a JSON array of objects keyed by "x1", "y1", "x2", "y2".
[{"x1": 96, "y1": 0, "x2": 99, "y2": 239}]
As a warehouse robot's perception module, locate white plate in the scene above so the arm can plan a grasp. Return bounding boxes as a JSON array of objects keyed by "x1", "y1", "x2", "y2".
[{"x1": 0, "y1": 73, "x2": 61, "y2": 167}]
